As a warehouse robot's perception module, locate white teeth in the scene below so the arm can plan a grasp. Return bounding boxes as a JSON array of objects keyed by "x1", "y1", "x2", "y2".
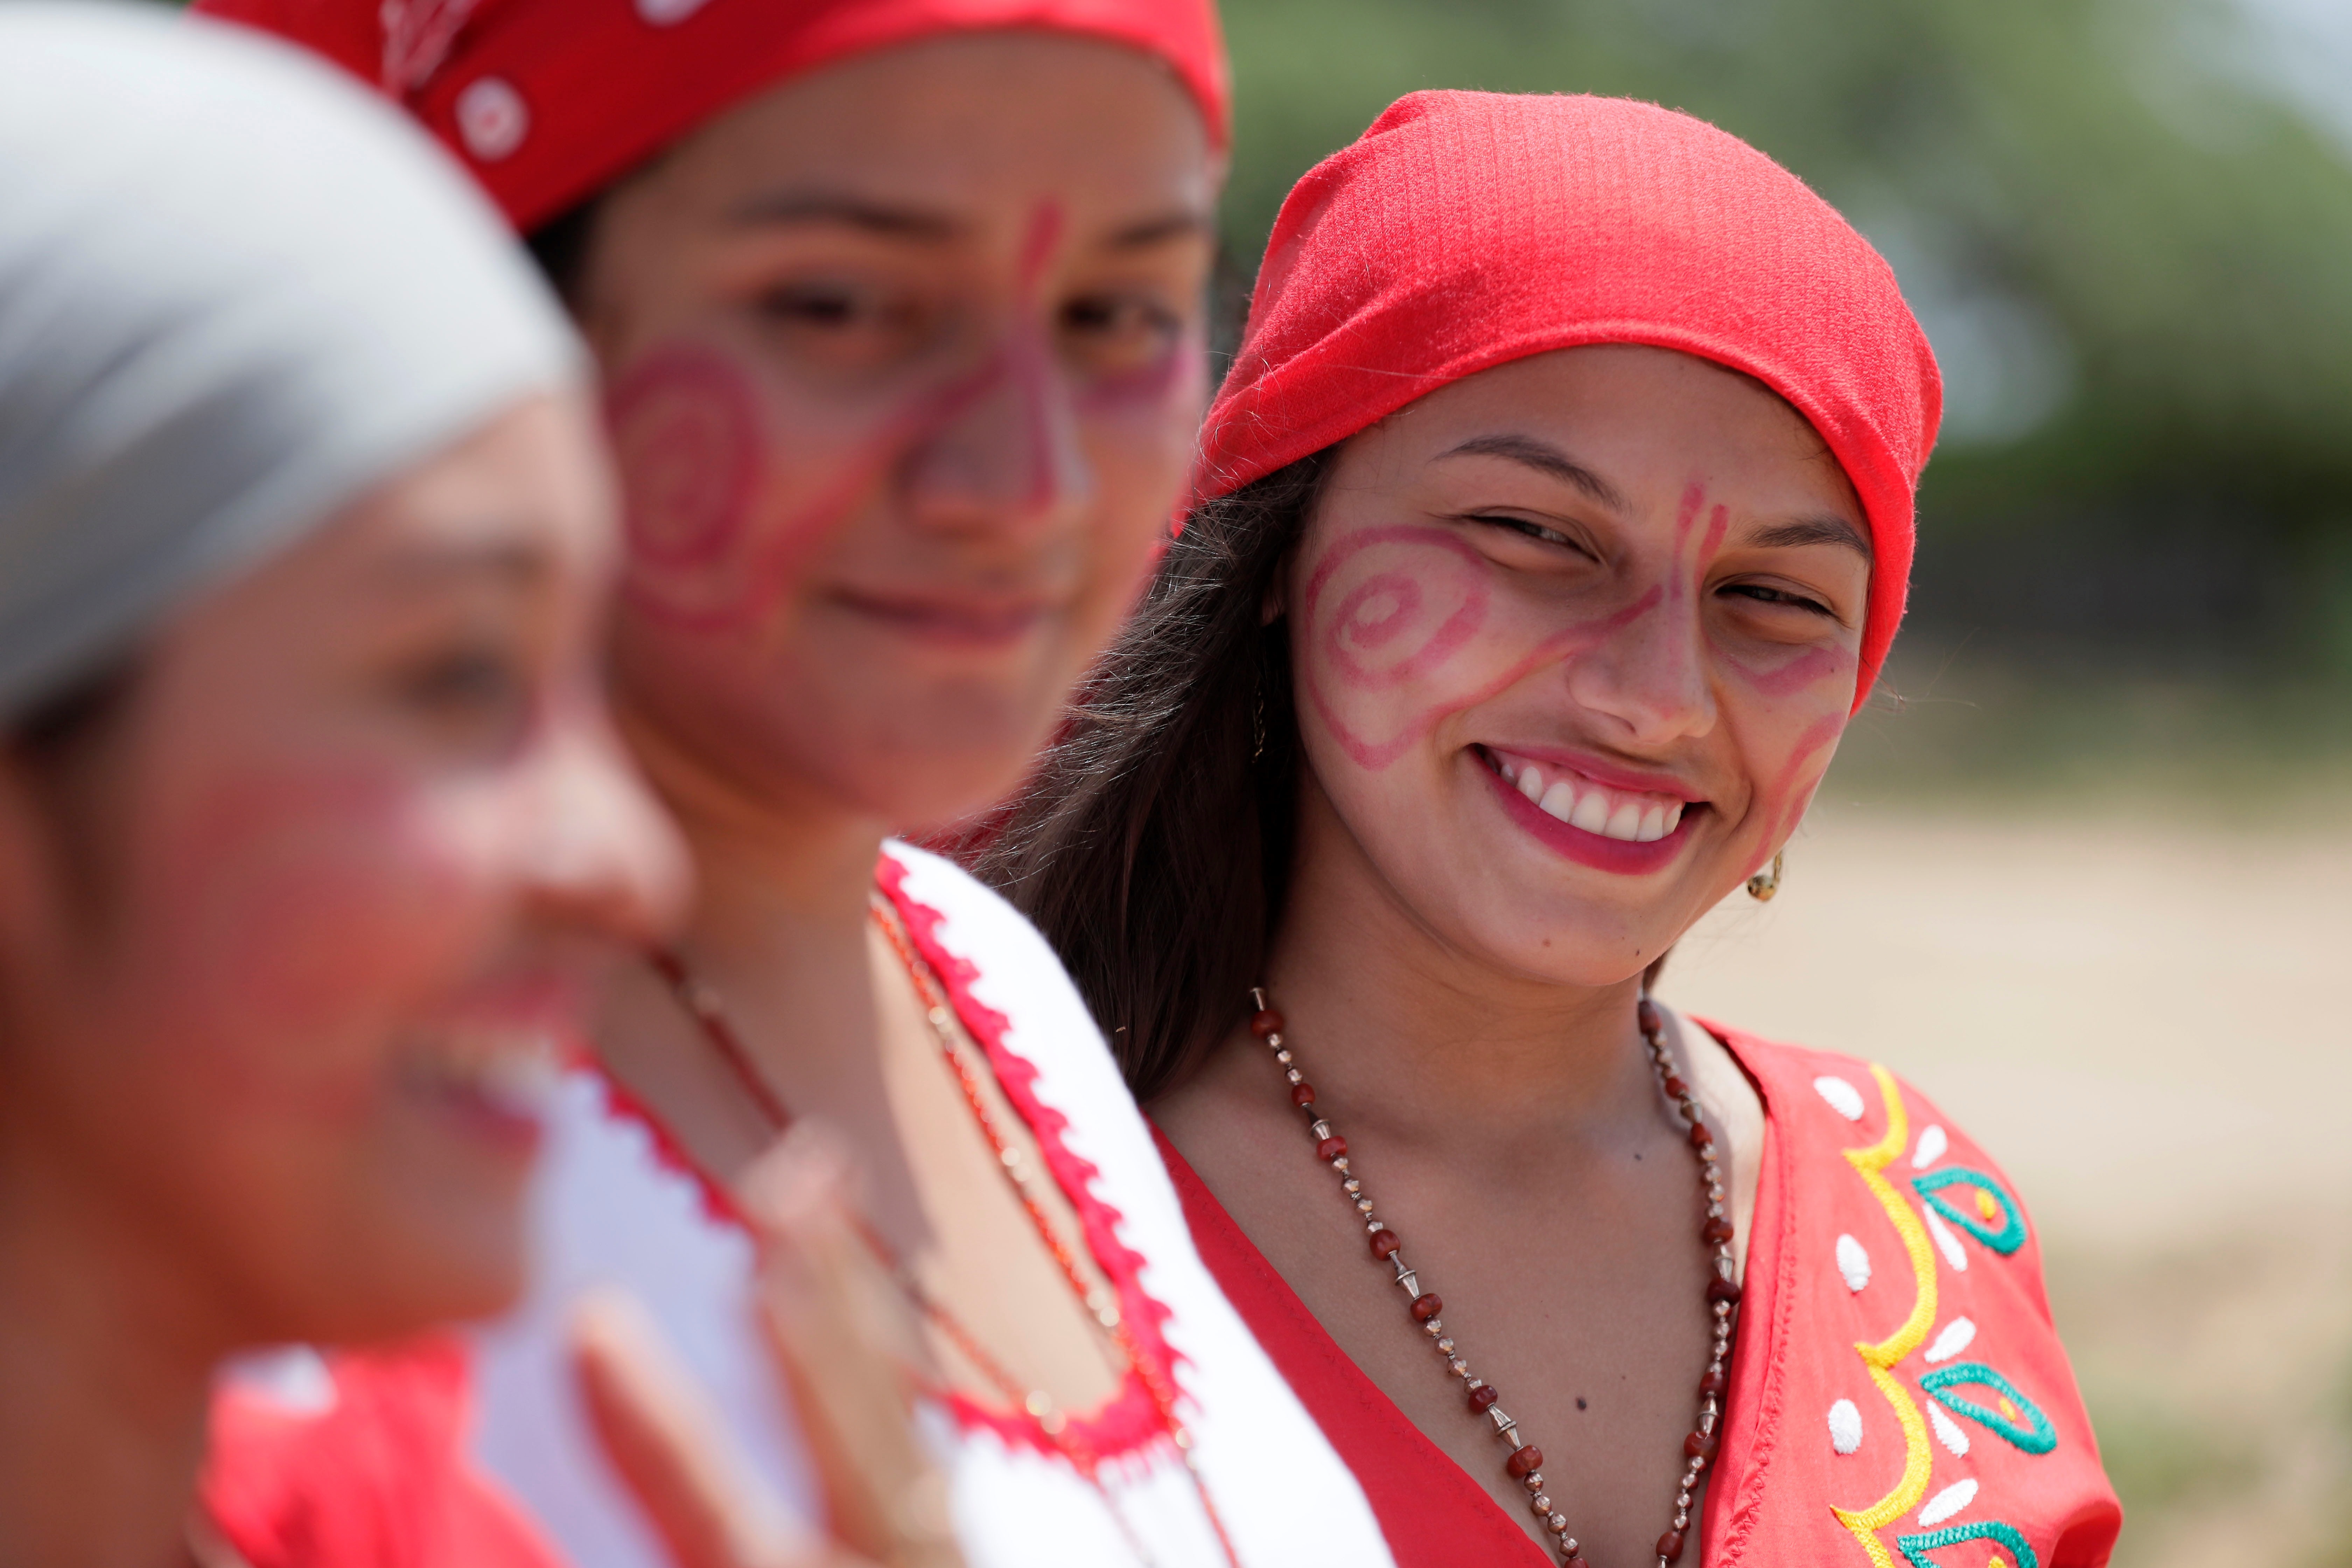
[
  {"x1": 1569, "y1": 791, "x2": 1611, "y2": 835},
  {"x1": 1501, "y1": 751, "x2": 1692, "y2": 844},
  {"x1": 1497, "y1": 750, "x2": 1692, "y2": 844}
]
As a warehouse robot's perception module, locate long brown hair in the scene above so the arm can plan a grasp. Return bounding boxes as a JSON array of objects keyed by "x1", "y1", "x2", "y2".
[{"x1": 973, "y1": 455, "x2": 1329, "y2": 1101}]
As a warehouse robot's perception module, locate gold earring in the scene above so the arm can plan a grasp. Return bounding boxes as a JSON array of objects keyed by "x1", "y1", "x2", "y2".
[{"x1": 1746, "y1": 850, "x2": 1784, "y2": 902}]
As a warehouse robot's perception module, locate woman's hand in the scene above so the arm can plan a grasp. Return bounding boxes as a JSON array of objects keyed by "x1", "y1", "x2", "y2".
[{"x1": 572, "y1": 1127, "x2": 960, "y2": 1568}]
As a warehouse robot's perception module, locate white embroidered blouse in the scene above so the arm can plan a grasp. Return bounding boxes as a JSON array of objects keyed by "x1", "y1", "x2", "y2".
[{"x1": 467, "y1": 842, "x2": 1396, "y2": 1568}]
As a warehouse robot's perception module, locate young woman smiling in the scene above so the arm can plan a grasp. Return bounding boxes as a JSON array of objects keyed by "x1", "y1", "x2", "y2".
[
  {"x1": 0, "y1": 10, "x2": 684, "y2": 1565},
  {"x1": 987, "y1": 93, "x2": 2123, "y2": 1567},
  {"x1": 204, "y1": 2, "x2": 1392, "y2": 1565}
]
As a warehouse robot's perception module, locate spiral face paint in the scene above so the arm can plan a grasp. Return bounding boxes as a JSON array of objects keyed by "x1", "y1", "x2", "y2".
[
  {"x1": 1300, "y1": 524, "x2": 1662, "y2": 771},
  {"x1": 608, "y1": 347, "x2": 768, "y2": 628}
]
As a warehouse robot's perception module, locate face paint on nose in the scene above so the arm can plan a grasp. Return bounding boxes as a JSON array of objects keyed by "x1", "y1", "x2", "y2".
[
  {"x1": 1669, "y1": 482, "x2": 1729, "y2": 608},
  {"x1": 1000, "y1": 200, "x2": 1068, "y2": 515},
  {"x1": 1299, "y1": 524, "x2": 1662, "y2": 771}
]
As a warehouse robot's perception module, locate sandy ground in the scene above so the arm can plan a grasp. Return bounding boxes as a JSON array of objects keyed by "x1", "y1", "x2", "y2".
[{"x1": 1659, "y1": 803, "x2": 2352, "y2": 1565}]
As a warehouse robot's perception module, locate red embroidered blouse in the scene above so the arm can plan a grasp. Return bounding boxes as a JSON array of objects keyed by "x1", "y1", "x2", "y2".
[{"x1": 1162, "y1": 1027, "x2": 2123, "y2": 1568}]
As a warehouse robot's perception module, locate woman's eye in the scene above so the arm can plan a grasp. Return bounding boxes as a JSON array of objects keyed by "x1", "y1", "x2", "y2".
[
  {"x1": 757, "y1": 282, "x2": 869, "y2": 329},
  {"x1": 393, "y1": 647, "x2": 527, "y2": 726},
  {"x1": 1722, "y1": 582, "x2": 1836, "y2": 618},
  {"x1": 1470, "y1": 513, "x2": 1582, "y2": 552},
  {"x1": 1061, "y1": 293, "x2": 1183, "y2": 371}
]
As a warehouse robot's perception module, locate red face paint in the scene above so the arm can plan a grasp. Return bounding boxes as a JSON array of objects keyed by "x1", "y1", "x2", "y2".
[
  {"x1": 614, "y1": 204, "x2": 1091, "y2": 636},
  {"x1": 1299, "y1": 523, "x2": 1663, "y2": 771},
  {"x1": 1728, "y1": 642, "x2": 1850, "y2": 699}
]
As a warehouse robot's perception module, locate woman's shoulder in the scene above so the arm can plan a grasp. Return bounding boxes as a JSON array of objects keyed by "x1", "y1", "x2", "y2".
[
  {"x1": 878, "y1": 841, "x2": 1121, "y2": 1095},
  {"x1": 1695, "y1": 1019, "x2": 2030, "y2": 1200},
  {"x1": 1689, "y1": 1020, "x2": 2122, "y2": 1568}
]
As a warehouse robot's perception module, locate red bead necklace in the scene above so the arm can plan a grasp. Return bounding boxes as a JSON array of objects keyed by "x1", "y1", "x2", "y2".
[
  {"x1": 647, "y1": 893, "x2": 1239, "y2": 1568},
  {"x1": 1246, "y1": 986, "x2": 1739, "y2": 1568}
]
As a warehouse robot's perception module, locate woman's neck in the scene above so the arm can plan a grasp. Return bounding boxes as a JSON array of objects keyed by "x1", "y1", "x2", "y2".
[
  {"x1": 608, "y1": 704, "x2": 927, "y2": 1241},
  {"x1": 1262, "y1": 781, "x2": 1659, "y2": 1157},
  {"x1": 0, "y1": 1124, "x2": 219, "y2": 1568}
]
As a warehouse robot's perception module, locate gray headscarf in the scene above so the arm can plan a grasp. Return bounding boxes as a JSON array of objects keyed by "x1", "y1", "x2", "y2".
[{"x1": 0, "y1": 3, "x2": 580, "y2": 723}]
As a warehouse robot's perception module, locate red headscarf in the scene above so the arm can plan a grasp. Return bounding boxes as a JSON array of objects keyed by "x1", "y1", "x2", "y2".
[
  {"x1": 1197, "y1": 91, "x2": 1940, "y2": 708},
  {"x1": 193, "y1": 0, "x2": 1229, "y2": 232}
]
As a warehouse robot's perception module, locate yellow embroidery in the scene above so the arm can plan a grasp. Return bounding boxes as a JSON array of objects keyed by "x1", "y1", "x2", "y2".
[{"x1": 1831, "y1": 1064, "x2": 1937, "y2": 1566}]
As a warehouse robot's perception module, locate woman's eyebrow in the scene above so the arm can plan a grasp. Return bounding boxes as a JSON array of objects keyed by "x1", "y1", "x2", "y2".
[
  {"x1": 725, "y1": 189, "x2": 961, "y2": 241},
  {"x1": 1747, "y1": 515, "x2": 1872, "y2": 561},
  {"x1": 1099, "y1": 209, "x2": 1215, "y2": 252},
  {"x1": 370, "y1": 536, "x2": 556, "y2": 598},
  {"x1": 1436, "y1": 434, "x2": 1629, "y2": 512}
]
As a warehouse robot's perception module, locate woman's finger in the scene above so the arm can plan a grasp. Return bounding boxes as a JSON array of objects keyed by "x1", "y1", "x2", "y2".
[
  {"x1": 738, "y1": 1126, "x2": 962, "y2": 1568},
  {"x1": 570, "y1": 1287, "x2": 850, "y2": 1568}
]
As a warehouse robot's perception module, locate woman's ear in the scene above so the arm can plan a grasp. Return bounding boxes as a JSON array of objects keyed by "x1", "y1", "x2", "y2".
[{"x1": 1261, "y1": 552, "x2": 1290, "y2": 626}]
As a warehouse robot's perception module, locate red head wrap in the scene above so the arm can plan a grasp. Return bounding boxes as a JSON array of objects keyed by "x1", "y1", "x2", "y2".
[
  {"x1": 1197, "y1": 91, "x2": 1940, "y2": 708},
  {"x1": 194, "y1": 0, "x2": 1229, "y2": 232}
]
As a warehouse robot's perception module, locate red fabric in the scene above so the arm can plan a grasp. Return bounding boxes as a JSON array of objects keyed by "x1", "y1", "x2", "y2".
[
  {"x1": 193, "y1": 0, "x2": 1228, "y2": 231},
  {"x1": 201, "y1": 1339, "x2": 561, "y2": 1568},
  {"x1": 1194, "y1": 92, "x2": 1941, "y2": 708},
  {"x1": 1161, "y1": 1030, "x2": 2121, "y2": 1568}
]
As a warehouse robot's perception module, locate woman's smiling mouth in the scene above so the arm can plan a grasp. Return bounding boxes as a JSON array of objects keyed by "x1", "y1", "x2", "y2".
[{"x1": 1475, "y1": 744, "x2": 1708, "y2": 874}]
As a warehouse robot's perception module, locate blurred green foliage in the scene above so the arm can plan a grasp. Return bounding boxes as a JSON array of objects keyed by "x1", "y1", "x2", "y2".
[{"x1": 1220, "y1": 0, "x2": 2352, "y2": 654}]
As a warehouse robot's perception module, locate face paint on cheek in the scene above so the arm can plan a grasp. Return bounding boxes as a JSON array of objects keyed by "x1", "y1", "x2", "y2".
[
  {"x1": 1747, "y1": 709, "x2": 1847, "y2": 874},
  {"x1": 1298, "y1": 524, "x2": 1664, "y2": 770},
  {"x1": 1726, "y1": 642, "x2": 1853, "y2": 699},
  {"x1": 608, "y1": 345, "x2": 772, "y2": 629},
  {"x1": 615, "y1": 345, "x2": 927, "y2": 635},
  {"x1": 145, "y1": 769, "x2": 494, "y2": 1120}
]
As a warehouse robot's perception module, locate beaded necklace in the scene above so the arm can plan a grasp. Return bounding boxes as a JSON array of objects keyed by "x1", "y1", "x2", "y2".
[
  {"x1": 1245, "y1": 986, "x2": 1738, "y2": 1568},
  {"x1": 648, "y1": 890, "x2": 1239, "y2": 1568}
]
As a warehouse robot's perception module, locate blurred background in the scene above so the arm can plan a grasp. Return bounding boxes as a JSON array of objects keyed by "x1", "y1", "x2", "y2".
[{"x1": 1209, "y1": 1, "x2": 2352, "y2": 1561}]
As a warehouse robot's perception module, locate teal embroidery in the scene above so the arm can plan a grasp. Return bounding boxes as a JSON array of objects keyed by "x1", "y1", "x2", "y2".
[
  {"x1": 1897, "y1": 1520, "x2": 2039, "y2": 1568},
  {"x1": 1912, "y1": 1167, "x2": 2026, "y2": 1254},
  {"x1": 1920, "y1": 1363, "x2": 2058, "y2": 1454}
]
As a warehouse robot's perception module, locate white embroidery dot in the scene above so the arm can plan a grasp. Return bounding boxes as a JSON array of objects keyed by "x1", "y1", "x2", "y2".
[
  {"x1": 1911, "y1": 1123, "x2": 1949, "y2": 1169},
  {"x1": 1923, "y1": 1316, "x2": 1977, "y2": 1365},
  {"x1": 1925, "y1": 1207, "x2": 1969, "y2": 1272},
  {"x1": 1928, "y1": 1399, "x2": 1972, "y2": 1457},
  {"x1": 454, "y1": 75, "x2": 527, "y2": 161},
  {"x1": 1828, "y1": 1398, "x2": 1863, "y2": 1455},
  {"x1": 223, "y1": 1345, "x2": 338, "y2": 1415},
  {"x1": 1917, "y1": 1477, "x2": 1979, "y2": 1527},
  {"x1": 634, "y1": 0, "x2": 713, "y2": 21},
  {"x1": 1812, "y1": 1074, "x2": 1866, "y2": 1121},
  {"x1": 1835, "y1": 1233, "x2": 1872, "y2": 1293}
]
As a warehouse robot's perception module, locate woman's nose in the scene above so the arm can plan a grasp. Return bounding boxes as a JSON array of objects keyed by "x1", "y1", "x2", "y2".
[
  {"x1": 512, "y1": 705, "x2": 691, "y2": 951},
  {"x1": 900, "y1": 329, "x2": 1094, "y2": 537},
  {"x1": 1561, "y1": 589, "x2": 1718, "y2": 747}
]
